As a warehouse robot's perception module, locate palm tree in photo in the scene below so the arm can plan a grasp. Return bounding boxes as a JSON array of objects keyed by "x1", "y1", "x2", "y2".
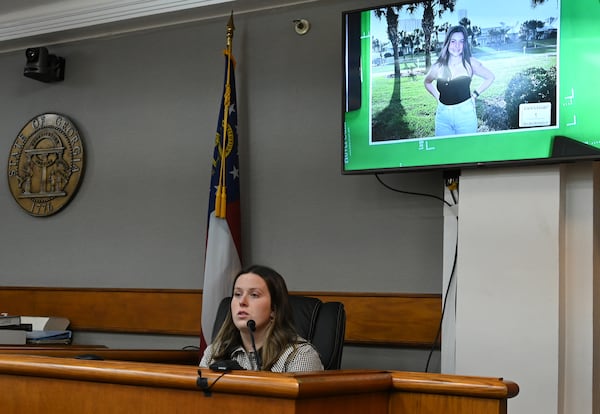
[
  {"x1": 374, "y1": 7, "x2": 402, "y2": 101},
  {"x1": 406, "y1": 0, "x2": 456, "y2": 69}
]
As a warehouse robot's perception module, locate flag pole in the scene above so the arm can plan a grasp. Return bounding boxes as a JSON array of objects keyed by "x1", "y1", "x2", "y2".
[
  {"x1": 201, "y1": 10, "x2": 241, "y2": 353},
  {"x1": 215, "y1": 12, "x2": 235, "y2": 219}
]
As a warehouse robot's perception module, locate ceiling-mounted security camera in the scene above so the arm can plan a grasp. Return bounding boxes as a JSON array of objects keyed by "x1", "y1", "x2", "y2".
[
  {"x1": 24, "y1": 47, "x2": 65, "y2": 83},
  {"x1": 293, "y1": 19, "x2": 311, "y2": 35}
]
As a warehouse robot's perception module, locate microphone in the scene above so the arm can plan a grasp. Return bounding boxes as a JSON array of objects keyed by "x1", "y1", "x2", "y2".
[
  {"x1": 246, "y1": 319, "x2": 262, "y2": 371},
  {"x1": 209, "y1": 359, "x2": 244, "y2": 372}
]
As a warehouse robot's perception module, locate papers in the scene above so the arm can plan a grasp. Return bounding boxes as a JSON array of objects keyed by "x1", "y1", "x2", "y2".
[
  {"x1": 25, "y1": 330, "x2": 72, "y2": 344},
  {"x1": 20, "y1": 316, "x2": 70, "y2": 331},
  {"x1": 0, "y1": 316, "x2": 72, "y2": 345},
  {"x1": 0, "y1": 315, "x2": 22, "y2": 327},
  {"x1": 0, "y1": 330, "x2": 26, "y2": 345}
]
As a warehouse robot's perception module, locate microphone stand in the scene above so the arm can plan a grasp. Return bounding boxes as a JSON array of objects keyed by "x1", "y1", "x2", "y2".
[{"x1": 246, "y1": 320, "x2": 262, "y2": 371}]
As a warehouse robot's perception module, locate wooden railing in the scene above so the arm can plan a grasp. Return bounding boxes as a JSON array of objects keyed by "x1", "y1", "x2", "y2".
[
  {"x1": 0, "y1": 354, "x2": 519, "y2": 414},
  {"x1": 0, "y1": 287, "x2": 441, "y2": 347}
]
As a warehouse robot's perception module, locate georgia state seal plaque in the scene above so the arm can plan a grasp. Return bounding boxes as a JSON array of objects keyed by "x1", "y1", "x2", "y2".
[{"x1": 7, "y1": 113, "x2": 85, "y2": 217}]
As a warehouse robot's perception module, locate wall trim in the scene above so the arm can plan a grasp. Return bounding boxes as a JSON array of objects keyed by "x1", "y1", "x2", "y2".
[{"x1": 0, "y1": 0, "x2": 320, "y2": 53}]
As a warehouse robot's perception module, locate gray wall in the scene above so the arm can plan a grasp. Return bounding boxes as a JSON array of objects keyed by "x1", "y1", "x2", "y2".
[{"x1": 0, "y1": 0, "x2": 443, "y2": 371}]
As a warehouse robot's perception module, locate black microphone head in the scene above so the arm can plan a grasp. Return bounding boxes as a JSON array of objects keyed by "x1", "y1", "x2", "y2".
[
  {"x1": 245, "y1": 319, "x2": 261, "y2": 371},
  {"x1": 247, "y1": 319, "x2": 256, "y2": 332},
  {"x1": 209, "y1": 359, "x2": 245, "y2": 372}
]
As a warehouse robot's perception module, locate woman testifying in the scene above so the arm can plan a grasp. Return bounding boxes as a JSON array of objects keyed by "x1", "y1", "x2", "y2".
[{"x1": 200, "y1": 265, "x2": 323, "y2": 372}]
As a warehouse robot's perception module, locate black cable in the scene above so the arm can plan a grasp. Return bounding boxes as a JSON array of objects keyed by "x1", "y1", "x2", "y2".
[
  {"x1": 425, "y1": 218, "x2": 458, "y2": 372},
  {"x1": 373, "y1": 172, "x2": 459, "y2": 373},
  {"x1": 375, "y1": 173, "x2": 453, "y2": 207},
  {"x1": 196, "y1": 369, "x2": 228, "y2": 397}
]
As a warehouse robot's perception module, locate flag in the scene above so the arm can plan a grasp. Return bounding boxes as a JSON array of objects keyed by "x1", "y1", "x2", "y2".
[{"x1": 201, "y1": 13, "x2": 242, "y2": 351}]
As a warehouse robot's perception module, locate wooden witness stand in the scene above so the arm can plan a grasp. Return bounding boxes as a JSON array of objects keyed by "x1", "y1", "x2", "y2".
[
  {"x1": 0, "y1": 354, "x2": 518, "y2": 414},
  {"x1": 0, "y1": 287, "x2": 518, "y2": 412}
]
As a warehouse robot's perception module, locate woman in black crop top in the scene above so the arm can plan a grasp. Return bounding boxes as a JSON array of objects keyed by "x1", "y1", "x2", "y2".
[{"x1": 424, "y1": 25, "x2": 495, "y2": 136}]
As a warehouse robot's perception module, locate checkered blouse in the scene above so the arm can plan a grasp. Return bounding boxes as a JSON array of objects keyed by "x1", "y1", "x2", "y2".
[{"x1": 200, "y1": 339, "x2": 324, "y2": 372}]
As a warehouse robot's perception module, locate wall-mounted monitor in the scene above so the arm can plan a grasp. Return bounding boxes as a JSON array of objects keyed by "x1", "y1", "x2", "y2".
[{"x1": 342, "y1": 0, "x2": 600, "y2": 174}]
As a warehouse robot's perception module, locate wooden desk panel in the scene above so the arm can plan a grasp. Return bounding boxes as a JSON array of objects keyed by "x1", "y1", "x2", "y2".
[
  {"x1": 390, "y1": 371, "x2": 519, "y2": 414},
  {"x1": 0, "y1": 355, "x2": 390, "y2": 414},
  {"x1": 392, "y1": 393, "x2": 508, "y2": 414},
  {"x1": 0, "y1": 355, "x2": 518, "y2": 414}
]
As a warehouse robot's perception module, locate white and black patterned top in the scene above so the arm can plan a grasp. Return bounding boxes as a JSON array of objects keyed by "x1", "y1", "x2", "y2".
[{"x1": 200, "y1": 339, "x2": 323, "y2": 372}]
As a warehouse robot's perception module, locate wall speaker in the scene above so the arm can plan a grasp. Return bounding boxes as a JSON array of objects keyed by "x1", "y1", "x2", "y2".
[{"x1": 24, "y1": 47, "x2": 65, "y2": 83}]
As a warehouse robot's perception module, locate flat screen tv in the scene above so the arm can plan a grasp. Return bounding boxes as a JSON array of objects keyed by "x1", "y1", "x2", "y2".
[{"x1": 342, "y1": 0, "x2": 600, "y2": 174}]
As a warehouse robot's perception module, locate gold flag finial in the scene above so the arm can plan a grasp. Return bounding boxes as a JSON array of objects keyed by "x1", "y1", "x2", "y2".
[{"x1": 226, "y1": 11, "x2": 235, "y2": 47}]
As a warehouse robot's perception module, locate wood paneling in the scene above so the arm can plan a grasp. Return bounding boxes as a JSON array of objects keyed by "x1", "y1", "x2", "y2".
[
  {"x1": 0, "y1": 355, "x2": 518, "y2": 414},
  {"x1": 0, "y1": 287, "x2": 441, "y2": 347},
  {"x1": 300, "y1": 292, "x2": 441, "y2": 347},
  {"x1": 389, "y1": 371, "x2": 519, "y2": 414},
  {"x1": 0, "y1": 287, "x2": 202, "y2": 335}
]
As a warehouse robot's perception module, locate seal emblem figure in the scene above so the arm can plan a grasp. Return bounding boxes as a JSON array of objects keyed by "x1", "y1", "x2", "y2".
[{"x1": 7, "y1": 113, "x2": 85, "y2": 217}]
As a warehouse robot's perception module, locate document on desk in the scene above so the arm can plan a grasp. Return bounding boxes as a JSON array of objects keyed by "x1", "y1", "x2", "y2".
[
  {"x1": 25, "y1": 330, "x2": 72, "y2": 344},
  {"x1": 20, "y1": 316, "x2": 70, "y2": 331},
  {"x1": 0, "y1": 315, "x2": 22, "y2": 327},
  {"x1": 0, "y1": 329, "x2": 27, "y2": 345}
]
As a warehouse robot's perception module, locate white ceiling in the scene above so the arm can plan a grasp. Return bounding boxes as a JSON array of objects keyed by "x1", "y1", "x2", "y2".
[{"x1": 0, "y1": 0, "x2": 319, "y2": 53}]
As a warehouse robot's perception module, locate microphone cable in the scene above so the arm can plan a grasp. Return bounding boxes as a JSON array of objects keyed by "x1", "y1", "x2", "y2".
[{"x1": 196, "y1": 369, "x2": 227, "y2": 397}]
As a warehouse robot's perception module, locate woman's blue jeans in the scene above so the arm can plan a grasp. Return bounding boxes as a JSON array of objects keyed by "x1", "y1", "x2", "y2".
[{"x1": 435, "y1": 98, "x2": 477, "y2": 136}]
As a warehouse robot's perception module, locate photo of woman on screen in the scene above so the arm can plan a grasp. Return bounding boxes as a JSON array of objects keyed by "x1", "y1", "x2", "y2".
[{"x1": 424, "y1": 25, "x2": 495, "y2": 136}]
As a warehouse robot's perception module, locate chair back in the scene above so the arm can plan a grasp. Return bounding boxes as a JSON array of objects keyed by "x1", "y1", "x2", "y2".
[{"x1": 212, "y1": 295, "x2": 346, "y2": 370}]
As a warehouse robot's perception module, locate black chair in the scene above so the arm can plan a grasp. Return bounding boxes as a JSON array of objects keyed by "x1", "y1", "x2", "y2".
[{"x1": 212, "y1": 295, "x2": 346, "y2": 370}]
